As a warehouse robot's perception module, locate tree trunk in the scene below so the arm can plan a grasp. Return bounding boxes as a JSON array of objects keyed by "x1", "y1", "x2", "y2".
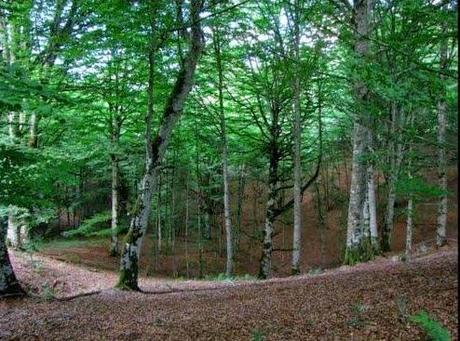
[
  {"x1": 367, "y1": 164, "x2": 379, "y2": 250},
  {"x1": 235, "y1": 164, "x2": 246, "y2": 252},
  {"x1": 0, "y1": 217, "x2": 25, "y2": 297},
  {"x1": 110, "y1": 114, "x2": 121, "y2": 256},
  {"x1": 436, "y1": 24, "x2": 448, "y2": 247},
  {"x1": 28, "y1": 112, "x2": 38, "y2": 148},
  {"x1": 314, "y1": 180, "x2": 326, "y2": 268},
  {"x1": 117, "y1": 1, "x2": 204, "y2": 290},
  {"x1": 212, "y1": 21, "x2": 233, "y2": 277},
  {"x1": 258, "y1": 148, "x2": 278, "y2": 279},
  {"x1": 185, "y1": 174, "x2": 190, "y2": 278},
  {"x1": 157, "y1": 173, "x2": 162, "y2": 253},
  {"x1": 291, "y1": 0, "x2": 302, "y2": 275},
  {"x1": 344, "y1": 0, "x2": 372, "y2": 265},
  {"x1": 405, "y1": 195, "x2": 414, "y2": 260},
  {"x1": 382, "y1": 103, "x2": 404, "y2": 251}
]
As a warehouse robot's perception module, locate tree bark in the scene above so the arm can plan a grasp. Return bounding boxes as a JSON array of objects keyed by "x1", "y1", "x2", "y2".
[
  {"x1": 258, "y1": 142, "x2": 279, "y2": 279},
  {"x1": 0, "y1": 217, "x2": 25, "y2": 297},
  {"x1": 382, "y1": 103, "x2": 404, "y2": 251},
  {"x1": 405, "y1": 195, "x2": 414, "y2": 260},
  {"x1": 212, "y1": 21, "x2": 233, "y2": 277},
  {"x1": 436, "y1": 22, "x2": 448, "y2": 247},
  {"x1": 291, "y1": 0, "x2": 302, "y2": 275},
  {"x1": 110, "y1": 112, "x2": 121, "y2": 256},
  {"x1": 367, "y1": 164, "x2": 378, "y2": 250},
  {"x1": 117, "y1": 1, "x2": 204, "y2": 290},
  {"x1": 344, "y1": 0, "x2": 372, "y2": 264}
]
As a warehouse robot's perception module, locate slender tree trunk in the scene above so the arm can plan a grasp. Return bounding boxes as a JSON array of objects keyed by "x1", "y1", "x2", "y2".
[
  {"x1": 117, "y1": 2, "x2": 204, "y2": 290},
  {"x1": 235, "y1": 164, "x2": 246, "y2": 252},
  {"x1": 0, "y1": 217, "x2": 25, "y2": 297},
  {"x1": 185, "y1": 173, "x2": 190, "y2": 278},
  {"x1": 291, "y1": 0, "x2": 302, "y2": 275},
  {"x1": 436, "y1": 25, "x2": 448, "y2": 247},
  {"x1": 382, "y1": 103, "x2": 404, "y2": 251},
  {"x1": 110, "y1": 114, "x2": 121, "y2": 256},
  {"x1": 28, "y1": 113, "x2": 38, "y2": 147},
  {"x1": 344, "y1": 0, "x2": 372, "y2": 265},
  {"x1": 212, "y1": 22, "x2": 233, "y2": 276},
  {"x1": 367, "y1": 164, "x2": 378, "y2": 250},
  {"x1": 157, "y1": 173, "x2": 162, "y2": 253},
  {"x1": 315, "y1": 180, "x2": 326, "y2": 268},
  {"x1": 405, "y1": 195, "x2": 414, "y2": 260}
]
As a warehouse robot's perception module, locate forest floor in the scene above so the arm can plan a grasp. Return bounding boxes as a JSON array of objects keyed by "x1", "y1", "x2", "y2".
[{"x1": 1, "y1": 245, "x2": 458, "y2": 340}]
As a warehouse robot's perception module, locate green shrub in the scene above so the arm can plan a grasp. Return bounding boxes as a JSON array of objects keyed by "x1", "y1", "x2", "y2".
[
  {"x1": 409, "y1": 311, "x2": 450, "y2": 341},
  {"x1": 62, "y1": 211, "x2": 112, "y2": 238}
]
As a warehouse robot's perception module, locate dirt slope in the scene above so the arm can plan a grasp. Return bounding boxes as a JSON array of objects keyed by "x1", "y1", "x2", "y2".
[{"x1": 0, "y1": 248, "x2": 457, "y2": 340}]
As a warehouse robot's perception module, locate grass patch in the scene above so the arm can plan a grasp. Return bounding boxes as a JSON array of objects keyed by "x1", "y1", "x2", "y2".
[{"x1": 410, "y1": 311, "x2": 450, "y2": 341}]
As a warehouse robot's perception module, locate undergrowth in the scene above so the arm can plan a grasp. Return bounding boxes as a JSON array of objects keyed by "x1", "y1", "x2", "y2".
[{"x1": 409, "y1": 311, "x2": 450, "y2": 341}]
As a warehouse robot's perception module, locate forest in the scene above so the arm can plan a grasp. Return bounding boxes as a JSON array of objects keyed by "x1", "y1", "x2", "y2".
[{"x1": 0, "y1": 0, "x2": 458, "y2": 339}]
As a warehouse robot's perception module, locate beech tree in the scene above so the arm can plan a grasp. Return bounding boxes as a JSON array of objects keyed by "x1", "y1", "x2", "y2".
[{"x1": 117, "y1": 0, "x2": 205, "y2": 290}]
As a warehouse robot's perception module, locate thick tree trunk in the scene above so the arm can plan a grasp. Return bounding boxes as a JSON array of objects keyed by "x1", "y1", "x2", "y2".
[
  {"x1": 436, "y1": 28, "x2": 448, "y2": 247},
  {"x1": 344, "y1": 0, "x2": 371, "y2": 265},
  {"x1": 0, "y1": 217, "x2": 25, "y2": 297},
  {"x1": 117, "y1": 1, "x2": 204, "y2": 290},
  {"x1": 258, "y1": 149, "x2": 278, "y2": 279},
  {"x1": 344, "y1": 123, "x2": 368, "y2": 263}
]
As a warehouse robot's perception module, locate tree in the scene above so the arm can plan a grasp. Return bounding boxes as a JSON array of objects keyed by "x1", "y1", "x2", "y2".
[
  {"x1": 343, "y1": 0, "x2": 374, "y2": 265},
  {"x1": 117, "y1": 0, "x2": 205, "y2": 290}
]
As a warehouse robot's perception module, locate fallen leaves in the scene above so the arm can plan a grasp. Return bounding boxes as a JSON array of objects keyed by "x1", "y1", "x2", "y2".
[{"x1": 0, "y1": 248, "x2": 457, "y2": 340}]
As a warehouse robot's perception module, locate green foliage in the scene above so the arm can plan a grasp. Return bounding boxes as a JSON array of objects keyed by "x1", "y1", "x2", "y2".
[
  {"x1": 251, "y1": 329, "x2": 266, "y2": 341},
  {"x1": 203, "y1": 273, "x2": 257, "y2": 282},
  {"x1": 396, "y1": 176, "x2": 447, "y2": 202},
  {"x1": 409, "y1": 311, "x2": 451, "y2": 341},
  {"x1": 343, "y1": 239, "x2": 376, "y2": 266},
  {"x1": 62, "y1": 211, "x2": 111, "y2": 238}
]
